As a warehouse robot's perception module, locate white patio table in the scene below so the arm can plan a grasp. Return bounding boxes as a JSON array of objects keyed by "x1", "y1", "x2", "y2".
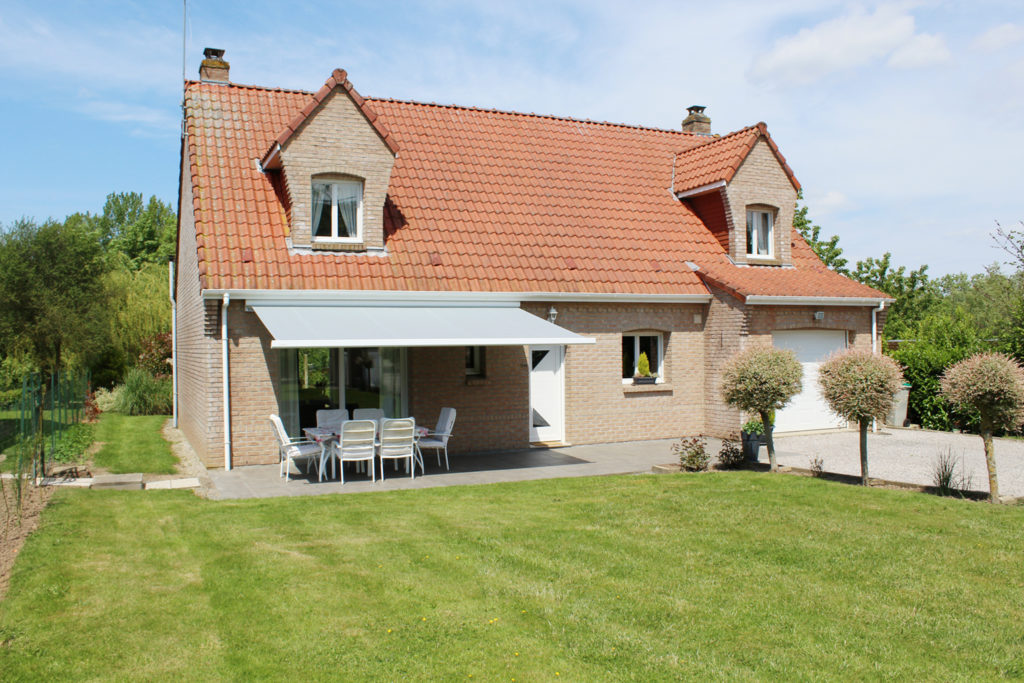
[{"x1": 302, "y1": 422, "x2": 428, "y2": 480}]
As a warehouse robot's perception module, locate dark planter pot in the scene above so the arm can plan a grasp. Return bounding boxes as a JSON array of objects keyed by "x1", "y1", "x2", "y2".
[
  {"x1": 632, "y1": 376, "x2": 657, "y2": 385},
  {"x1": 741, "y1": 432, "x2": 764, "y2": 461}
]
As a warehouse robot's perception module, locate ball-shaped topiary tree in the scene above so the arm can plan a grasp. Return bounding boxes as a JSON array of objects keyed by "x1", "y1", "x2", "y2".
[
  {"x1": 818, "y1": 350, "x2": 904, "y2": 486},
  {"x1": 940, "y1": 352, "x2": 1024, "y2": 503},
  {"x1": 721, "y1": 346, "x2": 802, "y2": 471}
]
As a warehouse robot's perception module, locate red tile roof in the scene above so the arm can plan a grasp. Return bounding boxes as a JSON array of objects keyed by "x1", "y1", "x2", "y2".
[
  {"x1": 672, "y1": 123, "x2": 800, "y2": 194},
  {"x1": 182, "y1": 77, "x2": 883, "y2": 301}
]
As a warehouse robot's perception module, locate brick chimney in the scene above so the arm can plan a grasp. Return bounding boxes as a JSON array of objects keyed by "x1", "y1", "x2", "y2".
[
  {"x1": 682, "y1": 105, "x2": 711, "y2": 135},
  {"x1": 199, "y1": 48, "x2": 230, "y2": 83}
]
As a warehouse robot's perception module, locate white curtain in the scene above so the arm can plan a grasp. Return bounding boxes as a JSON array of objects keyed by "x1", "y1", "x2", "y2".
[
  {"x1": 757, "y1": 213, "x2": 770, "y2": 255},
  {"x1": 336, "y1": 182, "x2": 362, "y2": 237},
  {"x1": 311, "y1": 183, "x2": 330, "y2": 237}
]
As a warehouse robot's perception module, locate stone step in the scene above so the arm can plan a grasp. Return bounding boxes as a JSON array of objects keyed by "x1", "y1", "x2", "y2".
[
  {"x1": 144, "y1": 477, "x2": 201, "y2": 490},
  {"x1": 91, "y1": 473, "x2": 144, "y2": 490}
]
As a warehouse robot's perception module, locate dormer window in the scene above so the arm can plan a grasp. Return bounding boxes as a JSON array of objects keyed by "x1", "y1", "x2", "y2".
[
  {"x1": 312, "y1": 178, "x2": 363, "y2": 243},
  {"x1": 746, "y1": 208, "x2": 774, "y2": 258}
]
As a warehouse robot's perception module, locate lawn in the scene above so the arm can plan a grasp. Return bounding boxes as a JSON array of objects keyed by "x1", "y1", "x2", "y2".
[
  {"x1": 92, "y1": 413, "x2": 178, "y2": 474},
  {"x1": 0, "y1": 474, "x2": 1022, "y2": 680}
]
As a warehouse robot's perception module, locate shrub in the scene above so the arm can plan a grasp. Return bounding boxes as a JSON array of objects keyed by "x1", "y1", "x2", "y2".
[
  {"x1": 137, "y1": 332, "x2": 173, "y2": 378},
  {"x1": 112, "y1": 368, "x2": 172, "y2": 416},
  {"x1": 808, "y1": 455, "x2": 825, "y2": 477},
  {"x1": 93, "y1": 386, "x2": 121, "y2": 413},
  {"x1": 637, "y1": 352, "x2": 652, "y2": 378},
  {"x1": 673, "y1": 435, "x2": 709, "y2": 472},
  {"x1": 0, "y1": 387, "x2": 21, "y2": 407},
  {"x1": 84, "y1": 390, "x2": 101, "y2": 422},
  {"x1": 941, "y1": 352, "x2": 1024, "y2": 502},
  {"x1": 818, "y1": 350, "x2": 903, "y2": 485},
  {"x1": 721, "y1": 346, "x2": 802, "y2": 471},
  {"x1": 716, "y1": 439, "x2": 744, "y2": 469}
]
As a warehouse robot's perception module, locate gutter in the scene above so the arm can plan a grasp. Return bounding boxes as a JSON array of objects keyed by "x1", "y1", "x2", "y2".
[
  {"x1": 745, "y1": 295, "x2": 895, "y2": 307},
  {"x1": 169, "y1": 258, "x2": 178, "y2": 428},
  {"x1": 871, "y1": 300, "x2": 886, "y2": 355},
  {"x1": 222, "y1": 293, "x2": 231, "y2": 471},
  {"x1": 200, "y1": 289, "x2": 714, "y2": 305}
]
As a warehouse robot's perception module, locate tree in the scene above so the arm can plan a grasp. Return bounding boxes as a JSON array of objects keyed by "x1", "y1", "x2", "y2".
[
  {"x1": 721, "y1": 346, "x2": 802, "y2": 471},
  {"x1": 0, "y1": 218, "x2": 112, "y2": 473},
  {"x1": 818, "y1": 350, "x2": 903, "y2": 485},
  {"x1": 852, "y1": 252, "x2": 936, "y2": 339},
  {"x1": 0, "y1": 219, "x2": 111, "y2": 373},
  {"x1": 793, "y1": 192, "x2": 847, "y2": 274},
  {"x1": 940, "y1": 352, "x2": 1024, "y2": 503},
  {"x1": 992, "y1": 220, "x2": 1024, "y2": 271},
  {"x1": 89, "y1": 192, "x2": 177, "y2": 268}
]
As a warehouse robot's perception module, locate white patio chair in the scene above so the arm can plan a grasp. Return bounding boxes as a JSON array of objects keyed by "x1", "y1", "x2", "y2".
[
  {"x1": 316, "y1": 408, "x2": 347, "y2": 433},
  {"x1": 269, "y1": 414, "x2": 321, "y2": 481},
  {"x1": 328, "y1": 419, "x2": 377, "y2": 483},
  {"x1": 352, "y1": 408, "x2": 384, "y2": 421},
  {"x1": 417, "y1": 407, "x2": 456, "y2": 471},
  {"x1": 379, "y1": 418, "x2": 416, "y2": 481}
]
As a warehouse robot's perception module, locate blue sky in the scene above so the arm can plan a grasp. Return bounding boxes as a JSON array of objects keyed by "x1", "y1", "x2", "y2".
[{"x1": 0, "y1": 0, "x2": 1021, "y2": 276}]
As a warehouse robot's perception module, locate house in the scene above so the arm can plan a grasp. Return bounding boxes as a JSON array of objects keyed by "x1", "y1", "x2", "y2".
[{"x1": 173, "y1": 49, "x2": 889, "y2": 470}]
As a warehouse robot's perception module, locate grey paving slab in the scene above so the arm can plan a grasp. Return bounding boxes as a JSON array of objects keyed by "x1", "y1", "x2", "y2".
[{"x1": 207, "y1": 437, "x2": 717, "y2": 500}]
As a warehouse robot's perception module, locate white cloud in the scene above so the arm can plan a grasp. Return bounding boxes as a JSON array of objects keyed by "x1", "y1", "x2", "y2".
[
  {"x1": 76, "y1": 99, "x2": 178, "y2": 134},
  {"x1": 972, "y1": 23, "x2": 1024, "y2": 52},
  {"x1": 888, "y1": 33, "x2": 951, "y2": 68},
  {"x1": 749, "y1": 5, "x2": 949, "y2": 86},
  {"x1": 810, "y1": 190, "x2": 853, "y2": 216}
]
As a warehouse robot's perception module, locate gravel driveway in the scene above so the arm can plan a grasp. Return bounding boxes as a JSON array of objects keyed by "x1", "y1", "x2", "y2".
[{"x1": 770, "y1": 429, "x2": 1024, "y2": 498}]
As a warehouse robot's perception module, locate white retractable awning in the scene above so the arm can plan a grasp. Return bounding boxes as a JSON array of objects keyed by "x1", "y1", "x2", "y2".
[{"x1": 251, "y1": 305, "x2": 595, "y2": 348}]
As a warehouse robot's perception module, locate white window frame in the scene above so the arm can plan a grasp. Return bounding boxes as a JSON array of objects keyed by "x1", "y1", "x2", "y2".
[
  {"x1": 621, "y1": 332, "x2": 665, "y2": 384},
  {"x1": 312, "y1": 179, "x2": 364, "y2": 244},
  {"x1": 745, "y1": 209, "x2": 774, "y2": 259}
]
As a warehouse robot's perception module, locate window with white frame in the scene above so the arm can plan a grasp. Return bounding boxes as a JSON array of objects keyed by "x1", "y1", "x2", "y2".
[
  {"x1": 622, "y1": 333, "x2": 663, "y2": 382},
  {"x1": 312, "y1": 178, "x2": 363, "y2": 242},
  {"x1": 746, "y1": 209, "x2": 773, "y2": 258}
]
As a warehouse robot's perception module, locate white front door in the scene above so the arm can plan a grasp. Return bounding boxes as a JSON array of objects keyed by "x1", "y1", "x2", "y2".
[
  {"x1": 772, "y1": 330, "x2": 848, "y2": 433},
  {"x1": 529, "y1": 345, "x2": 564, "y2": 443}
]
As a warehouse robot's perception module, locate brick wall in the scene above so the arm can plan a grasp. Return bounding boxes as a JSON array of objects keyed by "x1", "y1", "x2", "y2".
[
  {"x1": 724, "y1": 138, "x2": 797, "y2": 265},
  {"x1": 746, "y1": 305, "x2": 874, "y2": 351},
  {"x1": 175, "y1": 168, "x2": 222, "y2": 463},
  {"x1": 280, "y1": 88, "x2": 395, "y2": 249},
  {"x1": 225, "y1": 303, "x2": 283, "y2": 467},
  {"x1": 408, "y1": 346, "x2": 530, "y2": 455},
  {"x1": 702, "y1": 288, "x2": 747, "y2": 438},
  {"x1": 523, "y1": 302, "x2": 706, "y2": 445}
]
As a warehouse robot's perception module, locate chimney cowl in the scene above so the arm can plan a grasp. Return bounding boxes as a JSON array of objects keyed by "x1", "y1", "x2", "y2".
[
  {"x1": 199, "y1": 47, "x2": 230, "y2": 83},
  {"x1": 682, "y1": 105, "x2": 711, "y2": 135}
]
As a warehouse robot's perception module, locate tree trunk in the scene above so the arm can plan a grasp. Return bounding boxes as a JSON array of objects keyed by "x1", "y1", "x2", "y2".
[
  {"x1": 761, "y1": 410, "x2": 777, "y2": 472},
  {"x1": 859, "y1": 418, "x2": 870, "y2": 486},
  {"x1": 981, "y1": 418, "x2": 999, "y2": 503}
]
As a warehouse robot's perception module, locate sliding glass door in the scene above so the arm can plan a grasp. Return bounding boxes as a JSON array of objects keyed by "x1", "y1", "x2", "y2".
[{"x1": 279, "y1": 347, "x2": 406, "y2": 436}]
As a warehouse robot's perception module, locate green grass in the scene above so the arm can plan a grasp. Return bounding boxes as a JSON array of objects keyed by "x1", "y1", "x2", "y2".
[
  {"x1": 1, "y1": 474, "x2": 1022, "y2": 680},
  {"x1": 92, "y1": 413, "x2": 177, "y2": 474}
]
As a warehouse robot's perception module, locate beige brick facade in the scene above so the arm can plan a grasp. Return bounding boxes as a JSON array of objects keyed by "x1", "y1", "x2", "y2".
[
  {"x1": 280, "y1": 88, "x2": 395, "y2": 250},
  {"x1": 175, "y1": 285, "x2": 881, "y2": 467},
  {"x1": 724, "y1": 139, "x2": 798, "y2": 265}
]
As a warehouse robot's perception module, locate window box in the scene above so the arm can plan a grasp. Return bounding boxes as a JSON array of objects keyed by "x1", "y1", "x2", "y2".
[{"x1": 632, "y1": 376, "x2": 658, "y2": 385}]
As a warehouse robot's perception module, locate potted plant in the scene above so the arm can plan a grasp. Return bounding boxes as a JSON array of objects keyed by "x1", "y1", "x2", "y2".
[
  {"x1": 633, "y1": 351, "x2": 657, "y2": 385},
  {"x1": 740, "y1": 417, "x2": 765, "y2": 460}
]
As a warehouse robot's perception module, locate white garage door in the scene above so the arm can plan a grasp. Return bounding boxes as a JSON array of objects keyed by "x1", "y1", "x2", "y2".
[{"x1": 772, "y1": 329, "x2": 848, "y2": 433}]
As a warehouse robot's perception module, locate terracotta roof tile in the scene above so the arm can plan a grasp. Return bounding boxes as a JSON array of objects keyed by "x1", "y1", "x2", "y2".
[
  {"x1": 673, "y1": 123, "x2": 800, "y2": 194},
  {"x1": 183, "y1": 77, "x2": 876, "y2": 300}
]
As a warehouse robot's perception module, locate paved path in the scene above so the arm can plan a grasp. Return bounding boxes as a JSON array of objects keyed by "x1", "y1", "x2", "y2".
[
  {"x1": 772, "y1": 428, "x2": 1024, "y2": 497},
  {"x1": 208, "y1": 438, "x2": 708, "y2": 500}
]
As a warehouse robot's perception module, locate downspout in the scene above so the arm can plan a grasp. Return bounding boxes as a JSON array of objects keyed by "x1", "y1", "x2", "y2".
[
  {"x1": 222, "y1": 293, "x2": 231, "y2": 470},
  {"x1": 872, "y1": 300, "x2": 886, "y2": 433},
  {"x1": 169, "y1": 257, "x2": 178, "y2": 428}
]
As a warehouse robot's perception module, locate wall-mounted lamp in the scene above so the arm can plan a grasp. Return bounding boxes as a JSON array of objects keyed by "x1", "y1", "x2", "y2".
[
  {"x1": 547, "y1": 306, "x2": 558, "y2": 323},
  {"x1": 813, "y1": 311, "x2": 825, "y2": 321}
]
